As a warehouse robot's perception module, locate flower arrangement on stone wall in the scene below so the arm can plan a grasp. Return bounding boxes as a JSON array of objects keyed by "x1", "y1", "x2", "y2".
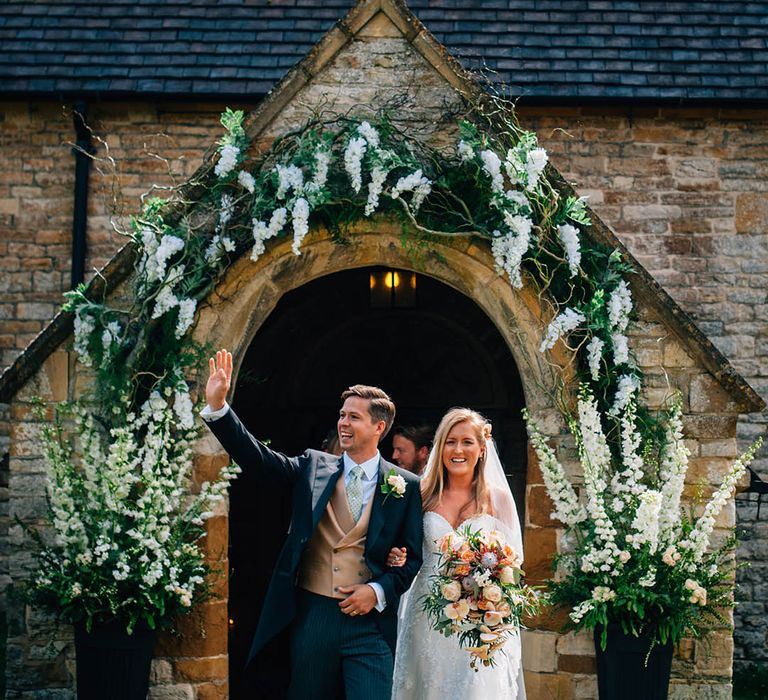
[{"x1": 525, "y1": 391, "x2": 762, "y2": 648}]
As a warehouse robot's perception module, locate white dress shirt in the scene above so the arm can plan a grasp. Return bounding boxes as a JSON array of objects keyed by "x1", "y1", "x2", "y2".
[{"x1": 201, "y1": 402, "x2": 387, "y2": 610}]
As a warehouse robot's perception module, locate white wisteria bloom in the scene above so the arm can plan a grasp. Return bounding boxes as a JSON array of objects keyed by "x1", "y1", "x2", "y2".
[
  {"x1": 557, "y1": 223, "x2": 581, "y2": 277},
  {"x1": 275, "y1": 163, "x2": 305, "y2": 200},
  {"x1": 204, "y1": 234, "x2": 235, "y2": 264},
  {"x1": 365, "y1": 166, "x2": 388, "y2": 217},
  {"x1": 492, "y1": 212, "x2": 533, "y2": 289},
  {"x1": 175, "y1": 298, "x2": 197, "y2": 339},
  {"x1": 344, "y1": 136, "x2": 367, "y2": 193},
  {"x1": 73, "y1": 309, "x2": 96, "y2": 366},
  {"x1": 526, "y1": 417, "x2": 587, "y2": 526},
  {"x1": 153, "y1": 235, "x2": 185, "y2": 283},
  {"x1": 540, "y1": 308, "x2": 586, "y2": 353},
  {"x1": 219, "y1": 193, "x2": 234, "y2": 227},
  {"x1": 608, "y1": 374, "x2": 641, "y2": 417},
  {"x1": 586, "y1": 336, "x2": 604, "y2": 381},
  {"x1": 525, "y1": 147, "x2": 548, "y2": 191},
  {"x1": 611, "y1": 331, "x2": 630, "y2": 366},
  {"x1": 390, "y1": 170, "x2": 432, "y2": 213},
  {"x1": 214, "y1": 143, "x2": 240, "y2": 178},
  {"x1": 250, "y1": 207, "x2": 288, "y2": 261},
  {"x1": 291, "y1": 198, "x2": 310, "y2": 255},
  {"x1": 608, "y1": 280, "x2": 633, "y2": 332},
  {"x1": 480, "y1": 150, "x2": 504, "y2": 194},
  {"x1": 100, "y1": 320, "x2": 122, "y2": 366},
  {"x1": 237, "y1": 170, "x2": 255, "y2": 193},
  {"x1": 308, "y1": 147, "x2": 331, "y2": 192},
  {"x1": 457, "y1": 139, "x2": 475, "y2": 162},
  {"x1": 503, "y1": 189, "x2": 530, "y2": 212},
  {"x1": 357, "y1": 121, "x2": 380, "y2": 148},
  {"x1": 151, "y1": 286, "x2": 180, "y2": 320}
]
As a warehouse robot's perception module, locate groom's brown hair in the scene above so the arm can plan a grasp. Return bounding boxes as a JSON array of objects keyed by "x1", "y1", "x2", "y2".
[{"x1": 341, "y1": 385, "x2": 396, "y2": 438}]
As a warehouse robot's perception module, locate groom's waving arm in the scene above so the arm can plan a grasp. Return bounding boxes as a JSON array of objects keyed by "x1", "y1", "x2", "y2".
[{"x1": 202, "y1": 349, "x2": 301, "y2": 487}]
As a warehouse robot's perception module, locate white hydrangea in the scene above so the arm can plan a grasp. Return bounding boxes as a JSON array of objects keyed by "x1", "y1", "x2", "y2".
[
  {"x1": 344, "y1": 136, "x2": 367, "y2": 193},
  {"x1": 540, "y1": 308, "x2": 586, "y2": 353},
  {"x1": 291, "y1": 198, "x2": 310, "y2": 256},
  {"x1": 608, "y1": 374, "x2": 641, "y2": 417},
  {"x1": 275, "y1": 163, "x2": 305, "y2": 200},
  {"x1": 608, "y1": 280, "x2": 633, "y2": 332},
  {"x1": 237, "y1": 170, "x2": 255, "y2": 193},
  {"x1": 586, "y1": 336, "x2": 604, "y2": 381},
  {"x1": 175, "y1": 298, "x2": 197, "y2": 339},
  {"x1": 557, "y1": 223, "x2": 581, "y2": 277},
  {"x1": 457, "y1": 139, "x2": 475, "y2": 162},
  {"x1": 365, "y1": 166, "x2": 388, "y2": 217},
  {"x1": 480, "y1": 150, "x2": 504, "y2": 194},
  {"x1": 214, "y1": 143, "x2": 239, "y2": 178},
  {"x1": 525, "y1": 147, "x2": 548, "y2": 191}
]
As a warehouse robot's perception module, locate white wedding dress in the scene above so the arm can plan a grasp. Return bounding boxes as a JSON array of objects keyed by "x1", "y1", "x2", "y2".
[{"x1": 392, "y1": 511, "x2": 525, "y2": 700}]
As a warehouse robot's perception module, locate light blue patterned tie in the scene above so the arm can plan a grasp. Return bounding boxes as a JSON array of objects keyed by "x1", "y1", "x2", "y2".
[{"x1": 347, "y1": 465, "x2": 364, "y2": 521}]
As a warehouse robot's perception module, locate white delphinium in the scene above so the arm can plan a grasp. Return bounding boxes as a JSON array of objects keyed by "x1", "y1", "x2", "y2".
[
  {"x1": 680, "y1": 438, "x2": 762, "y2": 567},
  {"x1": 365, "y1": 166, "x2": 388, "y2": 217},
  {"x1": 608, "y1": 374, "x2": 640, "y2": 417},
  {"x1": 557, "y1": 223, "x2": 581, "y2": 277},
  {"x1": 237, "y1": 170, "x2": 255, "y2": 193},
  {"x1": 344, "y1": 136, "x2": 367, "y2": 193},
  {"x1": 586, "y1": 336, "x2": 604, "y2": 381},
  {"x1": 526, "y1": 417, "x2": 587, "y2": 526},
  {"x1": 291, "y1": 198, "x2": 310, "y2": 255},
  {"x1": 525, "y1": 147, "x2": 548, "y2": 191},
  {"x1": 540, "y1": 308, "x2": 586, "y2": 353},
  {"x1": 219, "y1": 193, "x2": 234, "y2": 227},
  {"x1": 630, "y1": 490, "x2": 662, "y2": 553},
  {"x1": 457, "y1": 139, "x2": 475, "y2": 162},
  {"x1": 609, "y1": 400, "x2": 647, "y2": 512},
  {"x1": 275, "y1": 163, "x2": 305, "y2": 200},
  {"x1": 250, "y1": 207, "x2": 288, "y2": 261},
  {"x1": 357, "y1": 121, "x2": 380, "y2": 148},
  {"x1": 611, "y1": 331, "x2": 630, "y2": 366},
  {"x1": 175, "y1": 298, "x2": 197, "y2": 339},
  {"x1": 390, "y1": 170, "x2": 432, "y2": 213},
  {"x1": 608, "y1": 280, "x2": 633, "y2": 332},
  {"x1": 480, "y1": 150, "x2": 504, "y2": 194},
  {"x1": 214, "y1": 144, "x2": 239, "y2": 178},
  {"x1": 657, "y1": 401, "x2": 689, "y2": 544}
]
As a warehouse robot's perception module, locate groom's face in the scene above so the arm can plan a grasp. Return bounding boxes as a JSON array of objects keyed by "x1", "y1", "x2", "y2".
[{"x1": 337, "y1": 396, "x2": 384, "y2": 457}]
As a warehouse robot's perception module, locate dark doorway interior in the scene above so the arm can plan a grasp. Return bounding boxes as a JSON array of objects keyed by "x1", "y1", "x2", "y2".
[{"x1": 227, "y1": 267, "x2": 527, "y2": 698}]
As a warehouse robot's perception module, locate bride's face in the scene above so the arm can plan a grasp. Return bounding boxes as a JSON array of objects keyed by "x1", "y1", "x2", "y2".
[{"x1": 442, "y1": 421, "x2": 483, "y2": 481}]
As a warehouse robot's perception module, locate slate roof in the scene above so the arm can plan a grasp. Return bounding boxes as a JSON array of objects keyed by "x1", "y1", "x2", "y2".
[{"x1": 0, "y1": 0, "x2": 766, "y2": 101}]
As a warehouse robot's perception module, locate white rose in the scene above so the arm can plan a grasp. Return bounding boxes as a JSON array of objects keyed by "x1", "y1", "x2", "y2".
[
  {"x1": 441, "y1": 581, "x2": 462, "y2": 602},
  {"x1": 499, "y1": 567, "x2": 517, "y2": 584},
  {"x1": 387, "y1": 473, "x2": 406, "y2": 495},
  {"x1": 483, "y1": 584, "x2": 503, "y2": 603}
]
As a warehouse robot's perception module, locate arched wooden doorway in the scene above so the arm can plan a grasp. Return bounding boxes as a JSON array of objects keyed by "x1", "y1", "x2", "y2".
[{"x1": 227, "y1": 266, "x2": 527, "y2": 697}]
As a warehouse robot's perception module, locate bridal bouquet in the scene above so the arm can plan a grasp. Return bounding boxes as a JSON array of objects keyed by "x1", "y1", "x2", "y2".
[
  {"x1": 525, "y1": 388, "x2": 762, "y2": 648},
  {"x1": 423, "y1": 526, "x2": 539, "y2": 669}
]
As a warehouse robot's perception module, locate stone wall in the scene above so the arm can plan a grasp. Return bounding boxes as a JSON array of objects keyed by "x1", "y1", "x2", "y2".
[{"x1": 518, "y1": 104, "x2": 768, "y2": 671}]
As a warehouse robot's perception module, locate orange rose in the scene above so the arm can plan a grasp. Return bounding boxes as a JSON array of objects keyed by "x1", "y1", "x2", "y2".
[
  {"x1": 459, "y1": 548, "x2": 475, "y2": 562},
  {"x1": 455, "y1": 564, "x2": 470, "y2": 576}
]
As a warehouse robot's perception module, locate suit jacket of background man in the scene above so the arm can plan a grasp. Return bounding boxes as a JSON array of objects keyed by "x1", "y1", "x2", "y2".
[{"x1": 206, "y1": 408, "x2": 424, "y2": 667}]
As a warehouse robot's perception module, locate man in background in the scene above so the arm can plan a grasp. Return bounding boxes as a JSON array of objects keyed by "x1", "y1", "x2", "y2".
[{"x1": 391, "y1": 424, "x2": 432, "y2": 476}]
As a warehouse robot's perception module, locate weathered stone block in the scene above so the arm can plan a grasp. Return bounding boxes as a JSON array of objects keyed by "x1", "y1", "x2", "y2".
[{"x1": 521, "y1": 629, "x2": 558, "y2": 673}]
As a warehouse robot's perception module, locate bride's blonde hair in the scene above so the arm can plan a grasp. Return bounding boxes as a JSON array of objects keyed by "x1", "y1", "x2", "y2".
[{"x1": 421, "y1": 407, "x2": 493, "y2": 520}]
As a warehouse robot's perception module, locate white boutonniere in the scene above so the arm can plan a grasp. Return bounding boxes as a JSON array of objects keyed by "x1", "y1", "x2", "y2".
[{"x1": 381, "y1": 468, "x2": 406, "y2": 502}]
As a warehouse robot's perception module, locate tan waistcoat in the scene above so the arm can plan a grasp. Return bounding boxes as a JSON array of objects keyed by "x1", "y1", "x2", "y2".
[{"x1": 297, "y1": 471, "x2": 374, "y2": 599}]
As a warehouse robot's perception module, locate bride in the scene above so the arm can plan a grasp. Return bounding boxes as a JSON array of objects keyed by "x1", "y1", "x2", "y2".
[{"x1": 390, "y1": 407, "x2": 526, "y2": 700}]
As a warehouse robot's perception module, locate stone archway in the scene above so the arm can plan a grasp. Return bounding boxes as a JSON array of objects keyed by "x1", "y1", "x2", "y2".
[{"x1": 189, "y1": 221, "x2": 566, "y2": 695}]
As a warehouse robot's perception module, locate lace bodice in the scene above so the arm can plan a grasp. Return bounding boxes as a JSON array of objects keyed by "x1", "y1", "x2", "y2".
[{"x1": 391, "y1": 512, "x2": 525, "y2": 700}]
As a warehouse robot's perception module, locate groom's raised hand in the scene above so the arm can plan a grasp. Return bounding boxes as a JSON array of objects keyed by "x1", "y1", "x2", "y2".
[{"x1": 206, "y1": 349, "x2": 233, "y2": 411}]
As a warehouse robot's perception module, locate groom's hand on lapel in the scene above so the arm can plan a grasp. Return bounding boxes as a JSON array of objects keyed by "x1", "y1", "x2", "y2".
[
  {"x1": 206, "y1": 349, "x2": 233, "y2": 411},
  {"x1": 337, "y1": 584, "x2": 377, "y2": 616}
]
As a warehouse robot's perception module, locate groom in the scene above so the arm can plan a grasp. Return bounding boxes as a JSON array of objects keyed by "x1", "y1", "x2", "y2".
[{"x1": 202, "y1": 350, "x2": 423, "y2": 699}]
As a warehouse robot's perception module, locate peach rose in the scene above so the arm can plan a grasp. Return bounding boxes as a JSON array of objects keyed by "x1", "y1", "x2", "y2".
[
  {"x1": 441, "y1": 581, "x2": 462, "y2": 602},
  {"x1": 459, "y1": 547, "x2": 476, "y2": 562},
  {"x1": 499, "y1": 567, "x2": 517, "y2": 584},
  {"x1": 483, "y1": 610, "x2": 504, "y2": 627},
  {"x1": 483, "y1": 584, "x2": 503, "y2": 603},
  {"x1": 444, "y1": 599, "x2": 470, "y2": 620},
  {"x1": 496, "y1": 601, "x2": 512, "y2": 617}
]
